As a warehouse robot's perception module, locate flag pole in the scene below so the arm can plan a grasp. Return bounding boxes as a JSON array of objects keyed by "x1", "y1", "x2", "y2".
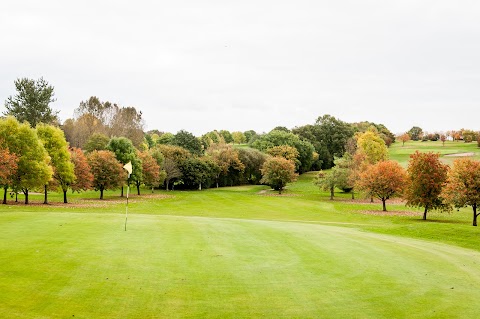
[{"x1": 123, "y1": 162, "x2": 133, "y2": 231}]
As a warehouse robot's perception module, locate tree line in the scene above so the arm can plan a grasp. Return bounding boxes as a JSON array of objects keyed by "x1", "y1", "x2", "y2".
[{"x1": 315, "y1": 127, "x2": 480, "y2": 226}]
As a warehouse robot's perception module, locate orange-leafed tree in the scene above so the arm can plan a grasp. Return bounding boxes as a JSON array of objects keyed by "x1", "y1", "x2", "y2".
[
  {"x1": 69, "y1": 147, "x2": 94, "y2": 198},
  {"x1": 442, "y1": 158, "x2": 480, "y2": 226},
  {"x1": 260, "y1": 157, "x2": 298, "y2": 194},
  {"x1": 87, "y1": 150, "x2": 125, "y2": 199},
  {"x1": 0, "y1": 146, "x2": 19, "y2": 204},
  {"x1": 206, "y1": 141, "x2": 244, "y2": 188},
  {"x1": 356, "y1": 160, "x2": 406, "y2": 211},
  {"x1": 398, "y1": 133, "x2": 410, "y2": 147},
  {"x1": 404, "y1": 151, "x2": 450, "y2": 220},
  {"x1": 138, "y1": 151, "x2": 161, "y2": 194}
]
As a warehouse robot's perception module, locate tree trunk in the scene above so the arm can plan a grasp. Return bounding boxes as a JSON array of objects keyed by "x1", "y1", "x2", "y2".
[
  {"x1": 3, "y1": 186, "x2": 7, "y2": 204},
  {"x1": 44, "y1": 185, "x2": 48, "y2": 204},
  {"x1": 330, "y1": 186, "x2": 334, "y2": 200},
  {"x1": 151, "y1": 187, "x2": 154, "y2": 193},
  {"x1": 63, "y1": 190, "x2": 68, "y2": 204},
  {"x1": 136, "y1": 182, "x2": 140, "y2": 195},
  {"x1": 370, "y1": 196, "x2": 374, "y2": 203},
  {"x1": 382, "y1": 199, "x2": 387, "y2": 211},
  {"x1": 351, "y1": 191, "x2": 355, "y2": 200},
  {"x1": 100, "y1": 188, "x2": 104, "y2": 200},
  {"x1": 24, "y1": 189, "x2": 29, "y2": 204},
  {"x1": 473, "y1": 203, "x2": 477, "y2": 227},
  {"x1": 15, "y1": 192, "x2": 18, "y2": 202},
  {"x1": 199, "y1": 183, "x2": 202, "y2": 190},
  {"x1": 165, "y1": 179, "x2": 169, "y2": 191},
  {"x1": 423, "y1": 205, "x2": 428, "y2": 220},
  {"x1": 121, "y1": 186, "x2": 124, "y2": 197}
]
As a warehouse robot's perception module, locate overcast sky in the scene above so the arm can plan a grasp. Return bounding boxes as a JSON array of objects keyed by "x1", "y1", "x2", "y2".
[{"x1": 1, "y1": 0, "x2": 479, "y2": 135}]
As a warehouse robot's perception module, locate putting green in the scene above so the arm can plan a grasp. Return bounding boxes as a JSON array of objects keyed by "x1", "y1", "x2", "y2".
[{"x1": 1, "y1": 212, "x2": 480, "y2": 318}]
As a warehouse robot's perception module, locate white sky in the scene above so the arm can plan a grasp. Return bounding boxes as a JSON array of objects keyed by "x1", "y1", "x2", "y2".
[{"x1": 1, "y1": 0, "x2": 479, "y2": 135}]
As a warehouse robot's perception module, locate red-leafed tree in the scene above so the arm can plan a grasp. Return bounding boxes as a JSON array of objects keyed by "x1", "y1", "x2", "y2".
[
  {"x1": 0, "y1": 146, "x2": 19, "y2": 204},
  {"x1": 356, "y1": 160, "x2": 407, "y2": 211},
  {"x1": 442, "y1": 158, "x2": 480, "y2": 226},
  {"x1": 404, "y1": 151, "x2": 450, "y2": 220},
  {"x1": 87, "y1": 150, "x2": 126, "y2": 199},
  {"x1": 137, "y1": 151, "x2": 161, "y2": 194},
  {"x1": 69, "y1": 147, "x2": 94, "y2": 199}
]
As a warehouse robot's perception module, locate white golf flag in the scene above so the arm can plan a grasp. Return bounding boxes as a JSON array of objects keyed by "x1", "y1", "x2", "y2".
[{"x1": 123, "y1": 161, "x2": 133, "y2": 177}]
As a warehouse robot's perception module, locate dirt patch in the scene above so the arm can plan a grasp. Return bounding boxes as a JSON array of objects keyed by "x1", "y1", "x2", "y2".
[
  {"x1": 360, "y1": 210, "x2": 420, "y2": 217},
  {"x1": 339, "y1": 198, "x2": 406, "y2": 205},
  {"x1": 3, "y1": 193, "x2": 174, "y2": 208},
  {"x1": 444, "y1": 152, "x2": 475, "y2": 157},
  {"x1": 257, "y1": 190, "x2": 299, "y2": 197}
]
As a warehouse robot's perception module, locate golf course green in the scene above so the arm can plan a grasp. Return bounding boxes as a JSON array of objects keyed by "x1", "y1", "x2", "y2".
[{"x1": 1, "y1": 141, "x2": 480, "y2": 318}]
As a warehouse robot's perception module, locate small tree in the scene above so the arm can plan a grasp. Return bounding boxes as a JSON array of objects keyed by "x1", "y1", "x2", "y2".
[
  {"x1": 404, "y1": 151, "x2": 449, "y2": 220},
  {"x1": 107, "y1": 137, "x2": 142, "y2": 196},
  {"x1": 232, "y1": 131, "x2": 246, "y2": 144},
  {"x1": 398, "y1": 133, "x2": 410, "y2": 147},
  {"x1": 87, "y1": 150, "x2": 126, "y2": 199},
  {"x1": 314, "y1": 167, "x2": 347, "y2": 200},
  {"x1": 163, "y1": 158, "x2": 182, "y2": 191},
  {"x1": 137, "y1": 151, "x2": 161, "y2": 194},
  {"x1": 260, "y1": 157, "x2": 298, "y2": 194},
  {"x1": 0, "y1": 146, "x2": 18, "y2": 204},
  {"x1": 356, "y1": 161, "x2": 406, "y2": 211},
  {"x1": 442, "y1": 158, "x2": 480, "y2": 226},
  {"x1": 84, "y1": 133, "x2": 110, "y2": 153}
]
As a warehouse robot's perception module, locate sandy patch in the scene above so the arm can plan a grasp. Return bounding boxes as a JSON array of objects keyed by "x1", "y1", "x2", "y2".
[
  {"x1": 444, "y1": 152, "x2": 475, "y2": 157},
  {"x1": 360, "y1": 210, "x2": 420, "y2": 216}
]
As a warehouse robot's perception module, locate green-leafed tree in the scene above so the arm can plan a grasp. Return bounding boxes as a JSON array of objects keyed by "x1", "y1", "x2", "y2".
[
  {"x1": 251, "y1": 130, "x2": 315, "y2": 173},
  {"x1": 180, "y1": 157, "x2": 218, "y2": 190},
  {"x1": 172, "y1": 130, "x2": 203, "y2": 156},
  {"x1": 0, "y1": 117, "x2": 53, "y2": 204},
  {"x1": 84, "y1": 133, "x2": 110, "y2": 153},
  {"x1": 156, "y1": 132, "x2": 174, "y2": 145},
  {"x1": 219, "y1": 130, "x2": 234, "y2": 144},
  {"x1": 237, "y1": 148, "x2": 268, "y2": 185},
  {"x1": 87, "y1": 150, "x2": 126, "y2": 199},
  {"x1": 260, "y1": 157, "x2": 298, "y2": 194},
  {"x1": 408, "y1": 126, "x2": 423, "y2": 141},
  {"x1": 3, "y1": 77, "x2": 58, "y2": 127},
  {"x1": 244, "y1": 130, "x2": 258, "y2": 144},
  {"x1": 36, "y1": 124, "x2": 76, "y2": 204},
  {"x1": 314, "y1": 167, "x2": 347, "y2": 200},
  {"x1": 107, "y1": 137, "x2": 142, "y2": 196}
]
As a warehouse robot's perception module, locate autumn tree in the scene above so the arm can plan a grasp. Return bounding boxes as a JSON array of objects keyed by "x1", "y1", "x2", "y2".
[
  {"x1": 260, "y1": 157, "x2": 298, "y2": 194},
  {"x1": 356, "y1": 128, "x2": 388, "y2": 165},
  {"x1": 3, "y1": 77, "x2": 58, "y2": 127},
  {"x1": 440, "y1": 134, "x2": 446, "y2": 146},
  {"x1": 442, "y1": 158, "x2": 480, "y2": 226},
  {"x1": 403, "y1": 151, "x2": 449, "y2": 220},
  {"x1": 109, "y1": 106, "x2": 145, "y2": 147},
  {"x1": 137, "y1": 151, "x2": 161, "y2": 194},
  {"x1": 69, "y1": 148, "x2": 94, "y2": 195},
  {"x1": 206, "y1": 141, "x2": 244, "y2": 188},
  {"x1": 36, "y1": 124, "x2": 75, "y2": 204},
  {"x1": 398, "y1": 133, "x2": 410, "y2": 147},
  {"x1": 0, "y1": 145, "x2": 18, "y2": 204},
  {"x1": 87, "y1": 150, "x2": 126, "y2": 199},
  {"x1": 232, "y1": 131, "x2": 246, "y2": 144},
  {"x1": 163, "y1": 158, "x2": 182, "y2": 190},
  {"x1": 0, "y1": 117, "x2": 52, "y2": 204},
  {"x1": 356, "y1": 160, "x2": 406, "y2": 211}
]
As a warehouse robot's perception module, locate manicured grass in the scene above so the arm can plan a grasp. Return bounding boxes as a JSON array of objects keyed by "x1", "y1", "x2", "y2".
[{"x1": 1, "y1": 141, "x2": 480, "y2": 318}]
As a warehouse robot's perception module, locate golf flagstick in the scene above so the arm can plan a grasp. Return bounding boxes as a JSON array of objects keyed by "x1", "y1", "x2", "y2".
[{"x1": 123, "y1": 161, "x2": 133, "y2": 231}]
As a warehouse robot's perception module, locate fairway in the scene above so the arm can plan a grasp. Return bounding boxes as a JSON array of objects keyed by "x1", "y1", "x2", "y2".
[{"x1": 2, "y1": 209, "x2": 480, "y2": 318}]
